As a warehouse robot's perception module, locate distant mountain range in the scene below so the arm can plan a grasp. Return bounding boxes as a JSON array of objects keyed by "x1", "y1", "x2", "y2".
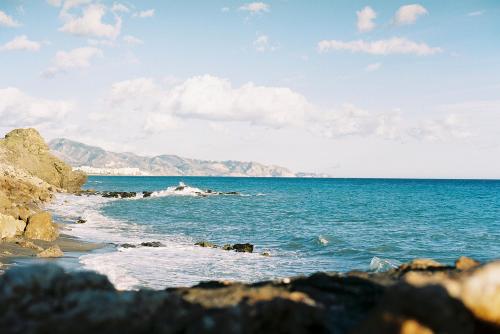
[{"x1": 49, "y1": 138, "x2": 325, "y2": 177}]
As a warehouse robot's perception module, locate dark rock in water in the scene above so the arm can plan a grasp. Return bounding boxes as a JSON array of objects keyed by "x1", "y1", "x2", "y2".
[
  {"x1": 120, "y1": 243, "x2": 136, "y2": 248},
  {"x1": 75, "y1": 218, "x2": 87, "y2": 224},
  {"x1": 222, "y1": 244, "x2": 233, "y2": 251},
  {"x1": 261, "y1": 251, "x2": 271, "y2": 257},
  {"x1": 232, "y1": 243, "x2": 254, "y2": 253},
  {"x1": 142, "y1": 191, "x2": 153, "y2": 198},
  {"x1": 140, "y1": 241, "x2": 164, "y2": 247},
  {"x1": 225, "y1": 191, "x2": 239, "y2": 195},
  {"x1": 175, "y1": 185, "x2": 186, "y2": 191},
  {"x1": 102, "y1": 191, "x2": 137, "y2": 199},
  {"x1": 206, "y1": 189, "x2": 214, "y2": 194},
  {"x1": 195, "y1": 241, "x2": 217, "y2": 248}
]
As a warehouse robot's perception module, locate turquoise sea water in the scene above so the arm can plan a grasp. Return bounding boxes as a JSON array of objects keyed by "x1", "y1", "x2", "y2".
[{"x1": 50, "y1": 176, "x2": 500, "y2": 289}]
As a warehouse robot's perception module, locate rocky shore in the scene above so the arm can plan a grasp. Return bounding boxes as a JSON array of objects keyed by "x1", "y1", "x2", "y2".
[
  {"x1": 0, "y1": 128, "x2": 499, "y2": 333},
  {"x1": 0, "y1": 128, "x2": 88, "y2": 267}
]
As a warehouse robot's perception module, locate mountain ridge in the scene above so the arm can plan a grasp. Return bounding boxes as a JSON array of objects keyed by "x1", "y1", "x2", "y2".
[{"x1": 49, "y1": 138, "x2": 308, "y2": 177}]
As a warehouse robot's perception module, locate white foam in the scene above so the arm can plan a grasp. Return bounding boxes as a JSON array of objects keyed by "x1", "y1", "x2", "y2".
[
  {"x1": 318, "y1": 235, "x2": 329, "y2": 245},
  {"x1": 369, "y1": 256, "x2": 401, "y2": 272},
  {"x1": 46, "y1": 192, "x2": 299, "y2": 290}
]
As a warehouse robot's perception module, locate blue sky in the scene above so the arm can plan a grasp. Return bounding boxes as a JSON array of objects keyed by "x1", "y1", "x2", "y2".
[{"x1": 1, "y1": 1, "x2": 499, "y2": 178}]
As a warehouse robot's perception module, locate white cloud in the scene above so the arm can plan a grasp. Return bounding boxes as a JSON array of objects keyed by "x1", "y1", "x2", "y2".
[
  {"x1": 0, "y1": 10, "x2": 21, "y2": 27},
  {"x1": 357, "y1": 6, "x2": 376, "y2": 32},
  {"x1": 253, "y1": 34, "x2": 277, "y2": 52},
  {"x1": 59, "y1": 4, "x2": 122, "y2": 39},
  {"x1": 0, "y1": 87, "x2": 72, "y2": 128},
  {"x1": 133, "y1": 9, "x2": 155, "y2": 18},
  {"x1": 42, "y1": 46, "x2": 103, "y2": 77},
  {"x1": 111, "y1": 2, "x2": 129, "y2": 13},
  {"x1": 409, "y1": 115, "x2": 472, "y2": 141},
  {"x1": 0, "y1": 35, "x2": 41, "y2": 52},
  {"x1": 467, "y1": 10, "x2": 484, "y2": 17},
  {"x1": 394, "y1": 4, "x2": 428, "y2": 25},
  {"x1": 365, "y1": 62, "x2": 382, "y2": 72},
  {"x1": 87, "y1": 38, "x2": 115, "y2": 47},
  {"x1": 239, "y1": 2, "x2": 270, "y2": 14},
  {"x1": 123, "y1": 35, "x2": 143, "y2": 45},
  {"x1": 318, "y1": 37, "x2": 442, "y2": 56}
]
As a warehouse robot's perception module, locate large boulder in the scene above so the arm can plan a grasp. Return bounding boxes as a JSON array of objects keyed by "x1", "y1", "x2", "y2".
[
  {"x1": 24, "y1": 211, "x2": 58, "y2": 241},
  {"x1": 0, "y1": 213, "x2": 25, "y2": 239},
  {"x1": 0, "y1": 128, "x2": 86, "y2": 192}
]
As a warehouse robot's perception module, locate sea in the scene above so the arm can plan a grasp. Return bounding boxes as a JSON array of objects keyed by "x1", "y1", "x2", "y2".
[{"x1": 44, "y1": 176, "x2": 500, "y2": 290}]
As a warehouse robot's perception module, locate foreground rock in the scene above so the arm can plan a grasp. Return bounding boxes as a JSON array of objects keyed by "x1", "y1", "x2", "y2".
[{"x1": 0, "y1": 257, "x2": 497, "y2": 333}]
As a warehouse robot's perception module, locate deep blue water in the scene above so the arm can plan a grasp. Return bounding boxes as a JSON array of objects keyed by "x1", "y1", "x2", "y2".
[{"x1": 54, "y1": 176, "x2": 500, "y2": 289}]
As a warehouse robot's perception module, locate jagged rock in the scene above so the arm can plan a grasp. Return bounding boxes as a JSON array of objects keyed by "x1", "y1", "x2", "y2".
[
  {"x1": 140, "y1": 241, "x2": 164, "y2": 247},
  {"x1": 24, "y1": 211, "x2": 59, "y2": 241},
  {"x1": 232, "y1": 243, "x2": 254, "y2": 253},
  {"x1": 195, "y1": 241, "x2": 217, "y2": 248},
  {"x1": 37, "y1": 245, "x2": 64, "y2": 258},
  {"x1": 455, "y1": 256, "x2": 480, "y2": 271},
  {"x1": 0, "y1": 128, "x2": 86, "y2": 192}
]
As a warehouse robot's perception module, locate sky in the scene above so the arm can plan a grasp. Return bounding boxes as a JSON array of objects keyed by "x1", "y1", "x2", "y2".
[{"x1": 0, "y1": 0, "x2": 499, "y2": 178}]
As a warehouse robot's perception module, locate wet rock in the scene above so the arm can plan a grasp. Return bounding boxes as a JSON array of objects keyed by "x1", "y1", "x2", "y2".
[
  {"x1": 76, "y1": 218, "x2": 87, "y2": 224},
  {"x1": 37, "y1": 245, "x2": 64, "y2": 258},
  {"x1": 120, "y1": 243, "x2": 136, "y2": 248},
  {"x1": 24, "y1": 211, "x2": 59, "y2": 241},
  {"x1": 101, "y1": 191, "x2": 137, "y2": 199},
  {"x1": 261, "y1": 251, "x2": 271, "y2": 257},
  {"x1": 195, "y1": 241, "x2": 217, "y2": 248},
  {"x1": 175, "y1": 185, "x2": 186, "y2": 191},
  {"x1": 455, "y1": 256, "x2": 480, "y2": 271},
  {"x1": 225, "y1": 191, "x2": 240, "y2": 195},
  {"x1": 222, "y1": 244, "x2": 233, "y2": 251},
  {"x1": 142, "y1": 191, "x2": 153, "y2": 198},
  {"x1": 232, "y1": 243, "x2": 254, "y2": 253},
  {"x1": 140, "y1": 241, "x2": 164, "y2": 247}
]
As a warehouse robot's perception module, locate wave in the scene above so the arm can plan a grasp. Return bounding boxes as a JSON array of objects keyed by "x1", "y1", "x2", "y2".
[
  {"x1": 45, "y1": 193, "x2": 292, "y2": 290},
  {"x1": 369, "y1": 256, "x2": 401, "y2": 272}
]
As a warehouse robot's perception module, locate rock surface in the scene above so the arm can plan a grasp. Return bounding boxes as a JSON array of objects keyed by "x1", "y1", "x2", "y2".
[
  {"x1": 36, "y1": 245, "x2": 64, "y2": 258},
  {"x1": 24, "y1": 211, "x2": 59, "y2": 241},
  {"x1": 0, "y1": 129, "x2": 86, "y2": 192},
  {"x1": 0, "y1": 258, "x2": 498, "y2": 333}
]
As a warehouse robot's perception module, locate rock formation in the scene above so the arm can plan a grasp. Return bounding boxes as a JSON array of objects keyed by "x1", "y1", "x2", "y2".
[
  {"x1": 0, "y1": 128, "x2": 86, "y2": 246},
  {"x1": 1, "y1": 129, "x2": 86, "y2": 192},
  {"x1": 0, "y1": 257, "x2": 498, "y2": 333}
]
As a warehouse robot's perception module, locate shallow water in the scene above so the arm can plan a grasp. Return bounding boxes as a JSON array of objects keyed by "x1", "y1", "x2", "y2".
[{"x1": 48, "y1": 176, "x2": 500, "y2": 290}]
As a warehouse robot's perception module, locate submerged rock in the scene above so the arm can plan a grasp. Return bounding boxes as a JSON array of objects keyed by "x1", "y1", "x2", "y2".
[
  {"x1": 140, "y1": 241, "x2": 164, "y2": 247},
  {"x1": 24, "y1": 211, "x2": 59, "y2": 241},
  {"x1": 232, "y1": 243, "x2": 254, "y2": 253},
  {"x1": 37, "y1": 245, "x2": 64, "y2": 258},
  {"x1": 120, "y1": 243, "x2": 136, "y2": 248},
  {"x1": 76, "y1": 218, "x2": 87, "y2": 224},
  {"x1": 195, "y1": 241, "x2": 217, "y2": 248},
  {"x1": 142, "y1": 191, "x2": 153, "y2": 198}
]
